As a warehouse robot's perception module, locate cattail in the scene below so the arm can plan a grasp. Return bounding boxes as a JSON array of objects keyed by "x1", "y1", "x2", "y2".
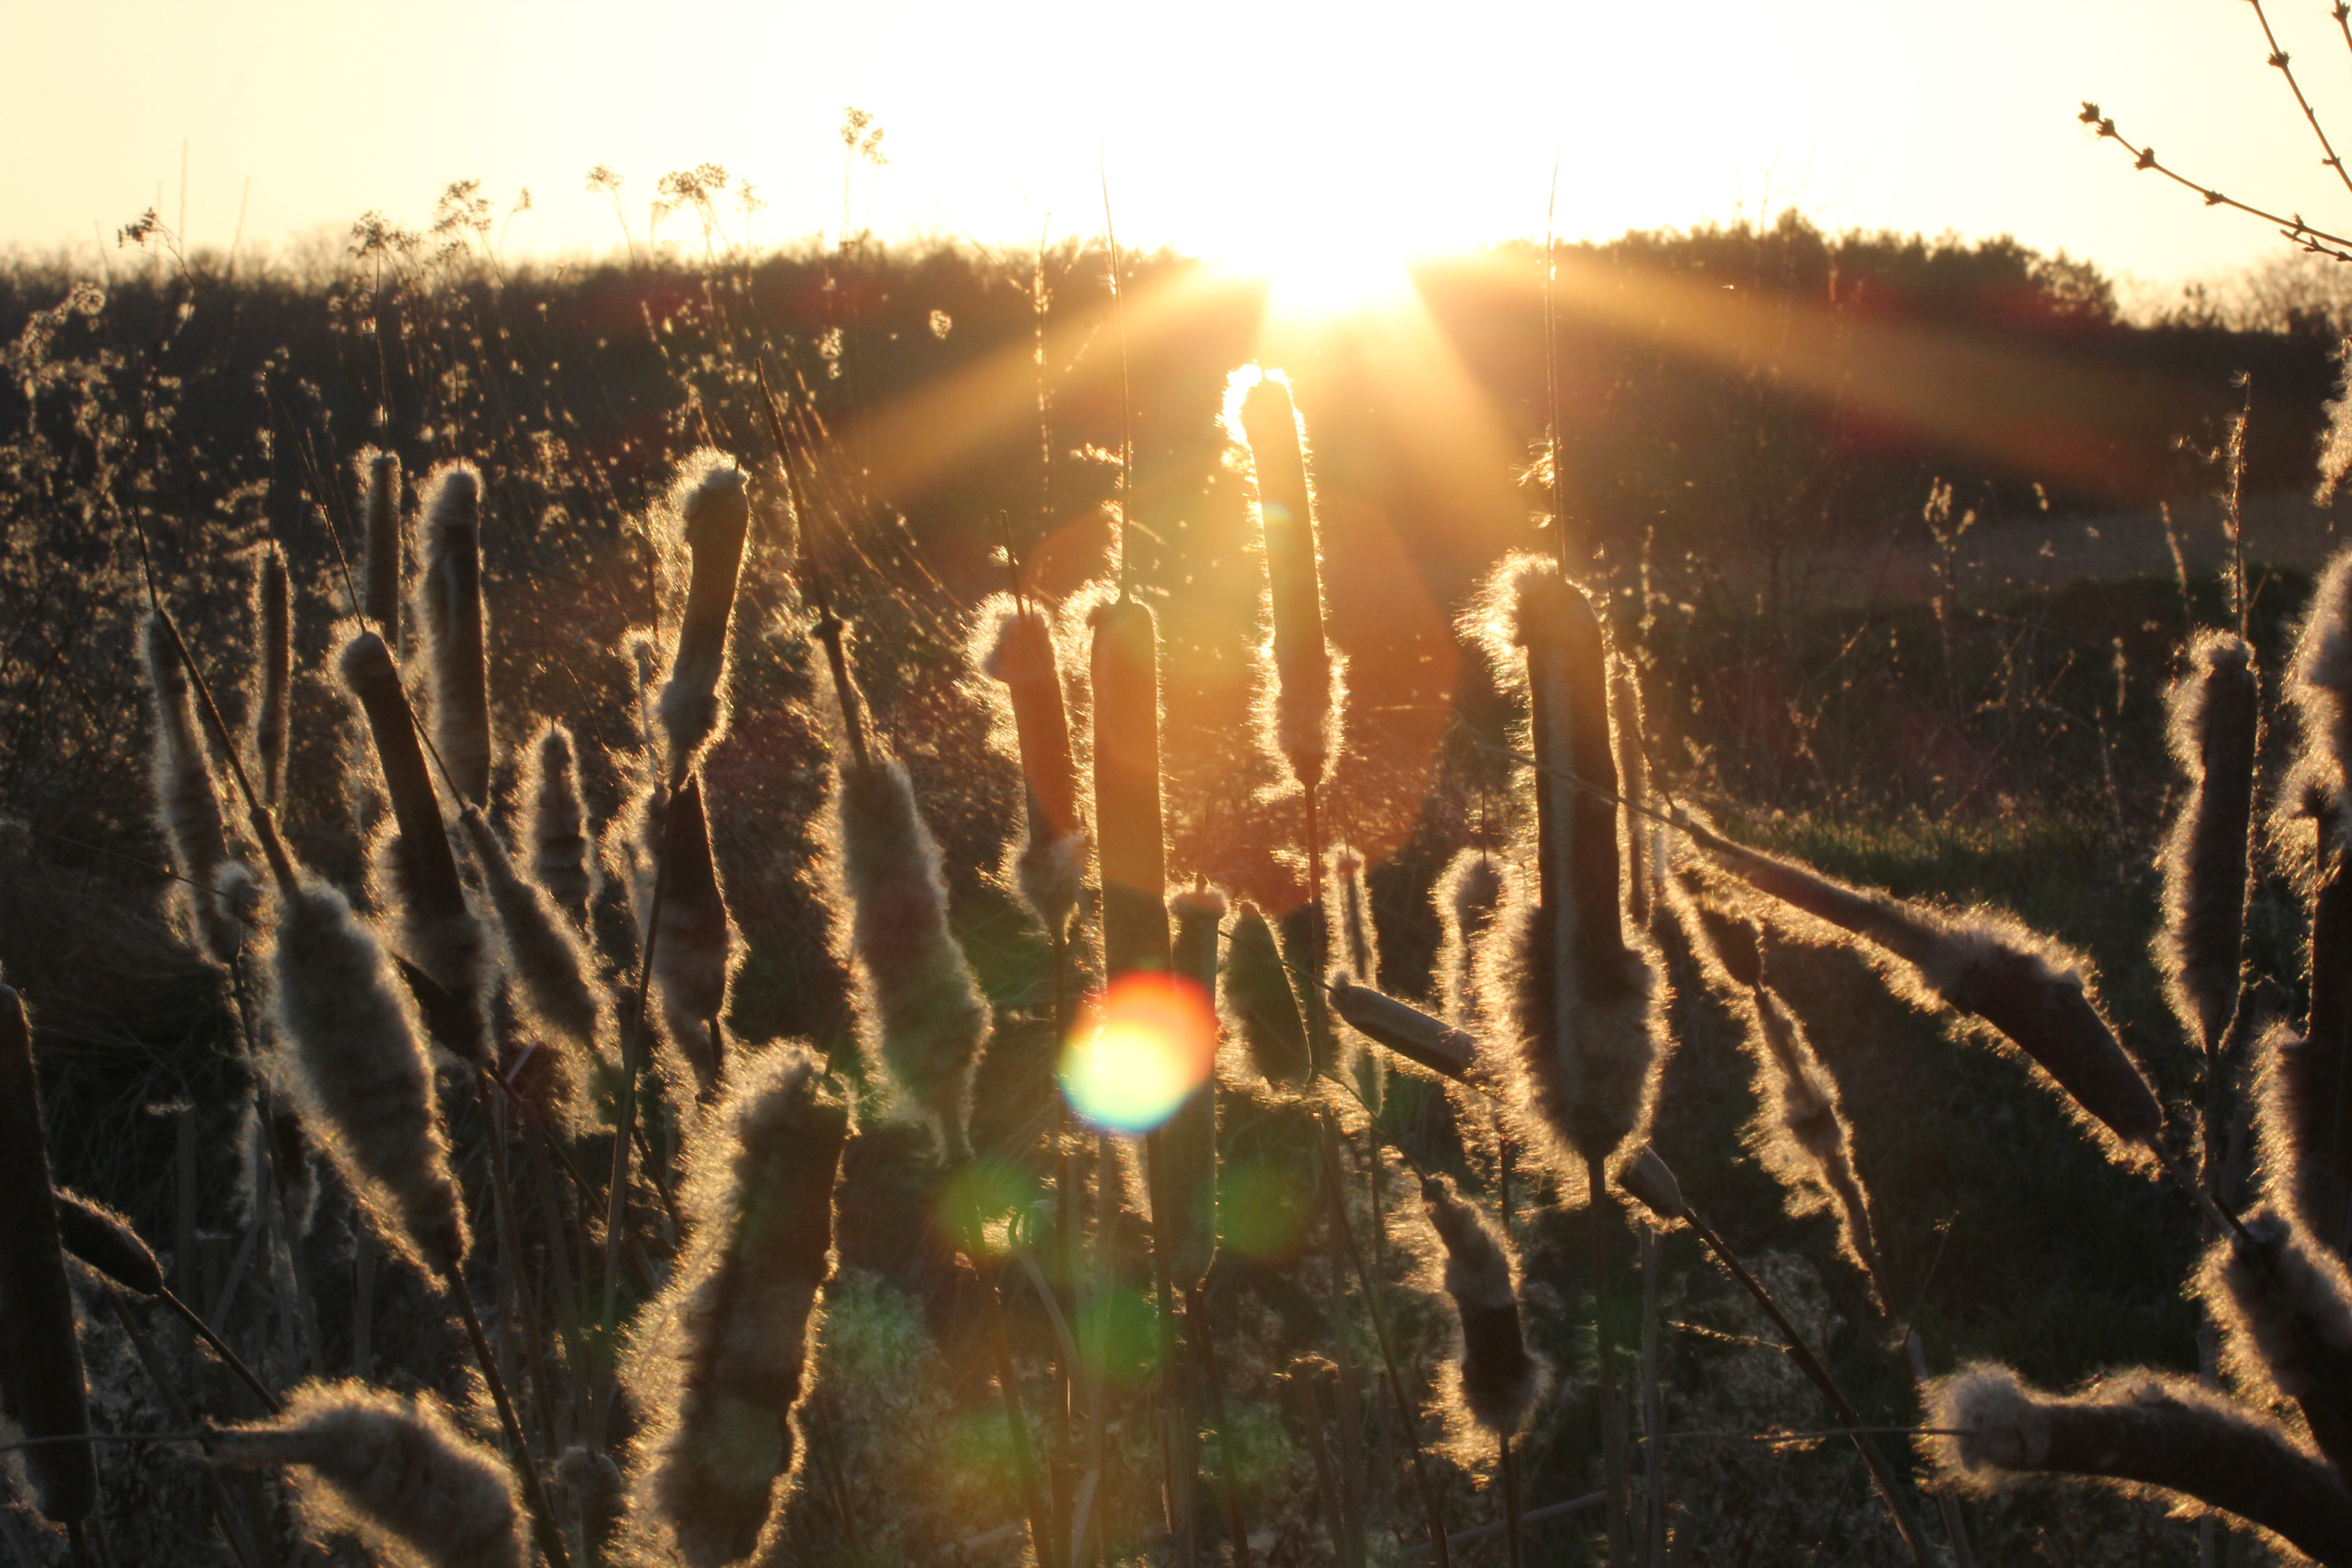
[
  {"x1": 268, "y1": 876, "x2": 469, "y2": 1277},
  {"x1": 1617, "y1": 1144, "x2": 1686, "y2": 1224},
  {"x1": 1228, "y1": 368, "x2": 1343, "y2": 790},
  {"x1": 2291, "y1": 549, "x2": 2352, "y2": 801},
  {"x1": 457, "y1": 807, "x2": 611, "y2": 1125},
  {"x1": 1469, "y1": 555, "x2": 1663, "y2": 1178},
  {"x1": 52, "y1": 1189, "x2": 166, "y2": 1299},
  {"x1": 558, "y1": 1446, "x2": 624, "y2": 1550},
  {"x1": 142, "y1": 612, "x2": 257, "y2": 965},
  {"x1": 2158, "y1": 631, "x2": 2260, "y2": 1055},
  {"x1": 972, "y1": 594, "x2": 1086, "y2": 935},
  {"x1": 211, "y1": 1380, "x2": 523, "y2": 1568},
  {"x1": 1328, "y1": 980, "x2": 1478, "y2": 1083},
  {"x1": 1421, "y1": 1174, "x2": 1539, "y2": 1437},
  {"x1": 0, "y1": 986, "x2": 95, "y2": 1526},
  {"x1": 1681, "y1": 815, "x2": 2164, "y2": 1153},
  {"x1": 252, "y1": 542, "x2": 293, "y2": 810},
  {"x1": 835, "y1": 753, "x2": 991, "y2": 1161},
  {"x1": 1325, "y1": 848, "x2": 1377, "y2": 985},
  {"x1": 1926, "y1": 1365, "x2": 2352, "y2": 1565},
  {"x1": 2287, "y1": 555, "x2": 2352, "y2": 1182},
  {"x1": 653, "y1": 774, "x2": 735, "y2": 1098},
  {"x1": 340, "y1": 629, "x2": 490, "y2": 1066},
  {"x1": 1432, "y1": 849, "x2": 1507, "y2": 1030},
  {"x1": 524, "y1": 722, "x2": 597, "y2": 931},
  {"x1": 416, "y1": 463, "x2": 492, "y2": 806},
  {"x1": 656, "y1": 455, "x2": 752, "y2": 774},
  {"x1": 622, "y1": 1046, "x2": 848, "y2": 1568},
  {"x1": 2199, "y1": 1206, "x2": 2352, "y2": 1476},
  {"x1": 1089, "y1": 593, "x2": 1171, "y2": 980},
  {"x1": 1608, "y1": 657, "x2": 1656, "y2": 931},
  {"x1": 359, "y1": 448, "x2": 404, "y2": 637},
  {"x1": 1224, "y1": 901, "x2": 1312, "y2": 1087},
  {"x1": 2257, "y1": 1022, "x2": 2338, "y2": 1230},
  {"x1": 1165, "y1": 888, "x2": 1225, "y2": 1288}
]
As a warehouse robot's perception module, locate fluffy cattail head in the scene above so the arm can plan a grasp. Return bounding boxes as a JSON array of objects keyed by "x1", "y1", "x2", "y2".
[
  {"x1": 1226, "y1": 365, "x2": 1343, "y2": 790},
  {"x1": 416, "y1": 461, "x2": 492, "y2": 807},
  {"x1": 1432, "y1": 848, "x2": 1508, "y2": 1030},
  {"x1": 2291, "y1": 548, "x2": 2352, "y2": 804},
  {"x1": 141, "y1": 611, "x2": 258, "y2": 965},
  {"x1": 52, "y1": 1189, "x2": 165, "y2": 1298},
  {"x1": 523, "y1": 720, "x2": 597, "y2": 930},
  {"x1": 457, "y1": 808, "x2": 611, "y2": 1129},
  {"x1": 971, "y1": 593, "x2": 1087, "y2": 934},
  {"x1": 1323, "y1": 847, "x2": 1377, "y2": 986},
  {"x1": 252, "y1": 542, "x2": 293, "y2": 810},
  {"x1": 1089, "y1": 593, "x2": 1171, "y2": 981},
  {"x1": 358, "y1": 448, "x2": 404, "y2": 636},
  {"x1": 2198, "y1": 1205, "x2": 2352, "y2": 1476},
  {"x1": 1163, "y1": 887, "x2": 1226, "y2": 1288},
  {"x1": 212, "y1": 1381, "x2": 523, "y2": 1568},
  {"x1": 0, "y1": 986, "x2": 95, "y2": 1526},
  {"x1": 268, "y1": 878, "x2": 469, "y2": 1277},
  {"x1": 657, "y1": 453, "x2": 752, "y2": 774},
  {"x1": 1421, "y1": 1174, "x2": 1540, "y2": 1438},
  {"x1": 1609, "y1": 655, "x2": 1658, "y2": 931},
  {"x1": 622, "y1": 1046, "x2": 848, "y2": 1568},
  {"x1": 834, "y1": 756, "x2": 991, "y2": 1161},
  {"x1": 2158, "y1": 631, "x2": 2260, "y2": 1055},
  {"x1": 1224, "y1": 900, "x2": 1313, "y2": 1087},
  {"x1": 651, "y1": 774, "x2": 737, "y2": 1100}
]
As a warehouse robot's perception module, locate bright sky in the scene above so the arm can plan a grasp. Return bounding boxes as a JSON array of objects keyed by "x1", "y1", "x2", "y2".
[{"x1": 6, "y1": 0, "x2": 2352, "y2": 292}]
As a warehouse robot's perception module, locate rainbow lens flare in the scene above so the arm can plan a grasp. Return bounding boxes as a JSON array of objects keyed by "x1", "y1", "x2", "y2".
[{"x1": 1058, "y1": 972, "x2": 1218, "y2": 1133}]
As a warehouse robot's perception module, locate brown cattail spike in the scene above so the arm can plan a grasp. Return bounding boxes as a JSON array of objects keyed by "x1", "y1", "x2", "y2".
[
  {"x1": 2201, "y1": 1206, "x2": 2352, "y2": 1478},
  {"x1": 1225, "y1": 901, "x2": 1312, "y2": 1087},
  {"x1": 658, "y1": 456, "x2": 752, "y2": 774},
  {"x1": 1421, "y1": 1174, "x2": 1539, "y2": 1437},
  {"x1": 1089, "y1": 595, "x2": 1171, "y2": 981},
  {"x1": 623, "y1": 1047, "x2": 848, "y2": 1568},
  {"x1": 212, "y1": 1381, "x2": 524, "y2": 1568},
  {"x1": 1166, "y1": 888, "x2": 1225, "y2": 1288},
  {"x1": 1233, "y1": 369, "x2": 1341, "y2": 790},
  {"x1": 1608, "y1": 657, "x2": 1656, "y2": 931},
  {"x1": 416, "y1": 462, "x2": 492, "y2": 806},
  {"x1": 975, "y1": 596, "x2": 1086, "y2": 935},
  {"x1": 524, "y1": 721, "x2": 596, "y2": 930},
  {"x1": 1328, "y1": 980, "x2": 1478, "y2": 1083},
  {"x1": 652, "y1": 774, "x2": 735, "y2": 1098},
  {"x1": 1618, "y1": 1144, "x2": 1686, "y2": 1223},
  {"x1": 53, "y1": 1188, "x2": 166, "y2": 1298},
  {"x1": 1432, "y1": 849, "x2": 1506, "y2": 1030},
  {"x1": 254, "y1": 542, "x2": 293, "y2": 810},
  {"x1": 2159, "y1": 631, "x2": 2260, "y2": 1056},
  {"x1": 359, "y1": 449, "x2": 404, "y2": 636},
  {"x1": 458, "y1": 807, "x2": 611, "y2": 1124},
  {"x1": 142, "y1": 612, "x2": 257, "y2": 965},
  {"x1": 0, "y1": 986, "x2": 96, "y2": 1526}
]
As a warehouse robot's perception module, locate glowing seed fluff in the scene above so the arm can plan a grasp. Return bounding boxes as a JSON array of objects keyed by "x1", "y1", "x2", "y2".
[
  {"x1": 1225, "y1": 901, "x2": 1313, "y2": 1087},
  {"x1": 269, "y1": 877, "x2": 470, "y2": 1276},
  {"x1": 212, "y1": 1381, "x2": 523, "y2": 1568},
  {"x1": 339, "y1": 630, "x2": 490, "y2": 1066},
  {"x1": 1166, "y1": 887, "x2": 1225, "y2": 1287},
  {"x1": 253, "y1": 542, "x2": 293, "y2": 809},
  {"x1": 2200, "y1": 1207, "x2": 2352, "y2": 1477},
  {"x1": 1232, "y1": 368, "x2": 1343, "y2": 789},
  {"x1": 1608, "y1": 658, "x2": 1656, "y2": 931},
  {"x1": 657, "y1": 455, "x2": 751, "y2": 773},
  {"x1": 653, "y1": 774, "x2": 735, "y2": 1098},
  {"x1": 525, "y1": 721, "x2": 597, "y2": 930},
  {"x1": 360, "y1": 448, "x2": 404, "y2": 636},
  {"x1": 142, "y1": 612, "x2": 256, "y2": 965},
  {"x1": 835, "y1": 745, "x2": 991, "y2": 1161},
  {"x1": 1089, "y1": 594, "x2": 1172, "y2": 981},
  {"x1": 973, "y1": 595, "x2": 1086, "y2": 935},
  {"x1": 622, "y1": 1048, "x2": 847, "y2": 1568},
  {"x1": 2158, "y1": 631, "x2": 2259, "y2": 1056},
  {"x1": 1421, "y1": 1174, "x2": 1539, "y2": 1437},
  {"x1": 459, "y1": 806, "x2": 610, "y2": 1123},
  {"x1": 1325, "y1": 848, "x2": 1377, "y2": 985},
  {"x1": 0, "y1": 986, "x2": 95, "y2": 1527},
  {"x1": 52, "y1": 1189, "x2": 166, "y2": 1298},
  {"x1": 1472, "y1": 556, "x2": 1664, "y2": 1179},
  {"x1": 416, "y1": 462, "x2": 493, "y2": 806},
  {"x1": 1432, "y1": 849, "x2": 1507, "y2": 1031},
  {"x1": 2286, "y1": 551, "x2": 2352, "y2": 1180}
]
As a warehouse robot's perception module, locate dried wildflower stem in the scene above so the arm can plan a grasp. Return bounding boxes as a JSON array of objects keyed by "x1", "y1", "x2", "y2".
[
  {"x1": 1316, "y1": 1114, "x2": 1452, "y2": 1568},
  {"x1": 448, "y1": 1265, "x2": 571, "y2": 1568}
]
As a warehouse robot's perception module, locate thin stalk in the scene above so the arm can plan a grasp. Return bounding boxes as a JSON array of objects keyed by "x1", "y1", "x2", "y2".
[
  {"x1": 1500, "y1": 1434, "x2": 1525, "y2": 1568},
  {"x1": 1590, "y1": 1152, "x2": 1630, "y2": 1563},
  {"x1": 812, "y1": 1393, "x2": 862, "y2": 1559},
  {"x1": 1184, "y1": 1284, "x2": 1251, "y2": 1567},
  {"x1": 1292, "y1": 1369, "x2": 1349, "y2": 1563},
  {"x1": 1142, "y1": 1130, "x2": 1197, "y2": 1568},
  {"x1": 1050, "y1": 925, "x2": 1078, "y2": 1552},
  {"x1": 597, "y1": 811, "x2": 674, "y2": 1444},
  {"x1": 973, "y1": 1257, "x2": 1061, "y2": 1568},
  {"x1": 475, "y1": 1071, "x2": 555, "y2": 1450},
  {"x1": 449, "y1": 1267, "x2": 572, "y2": 1568},
  {"x1": 1317, "y1": 1117, "x2": 1451, "y2": 1568},
  {"x1": 104, "y1": 1290, "x2": 263, "y2": 1568},
  {"x1": 1641, "y1": 1224, "x2": 1666, "y2": 1568},
  {"x1": 1904, "y1": 1332, "x2": 1975, "y2": 1568},
  {"x1": 158, "y1": 1289, "x2": 279, "y2": 1414}
]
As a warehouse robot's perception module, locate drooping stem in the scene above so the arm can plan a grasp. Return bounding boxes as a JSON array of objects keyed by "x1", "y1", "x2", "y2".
[
  {"x1": 157, "y1": 1289, "x2": 279, "y2": 1415},
  {"x1": 449, "y1": 1268, "x2": 572, "y2": 1568}
]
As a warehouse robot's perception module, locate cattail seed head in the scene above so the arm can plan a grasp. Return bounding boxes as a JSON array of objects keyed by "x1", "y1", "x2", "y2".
[
  {"x1": 52, "y1": 1189, "x2": 165, "y2": 1299},
  {"x1": 1328, "y1": 980, "x2": 1478, "y2": 1083},
  {"x1": 142, "y1": 612, "x2": 259, "y2": 965},
  {"x1": 1324, "y1": 848, "x2": 1377, "y2": 986},
  {"x1": 358, "y1": 448, "x2": 405, "y2": 637},
  {"x1": 2199, "y1": 1206, "x2": 2352, "y2": 1476},
  {"x1": 268, "y1": 877, "x2": 469, "y2": 1277},
  {"x1": 458, "y1": 807, "x2": 611, "y2": 1129},
  {"x1": 1089, "y1": 594, "x2": 1171, "y2": 981},
  {"x1": 1224, "y1": 901, "x2": 1312, "y2": 1087},
  {"x1": 971, "y1": 594, "x2": 1087, "y2": 935},
  {"x1": 212, "y1": 1380, "x2": 523, "y2": 1568},
  {"x1": 2291, "y1": 548, "x2": 2352, "y2": 804},
  {"x1": 523, "y1": 721, "x2": 597, "y2": 929},
  {"x1": 0, "y1": 986, "x2": 95, "y2": 1526},
  {"x1": 657, "y1": 454, "x2": 752, "y2": 774},
  {"x1": 253, "y1": 542, "x2": 293, "y2": 810},
  {"x1": 1609, "y1": 656, "x2": 1658, "y2": 931},
  {"x1": 652, "y1": 774, "x2": 736, "y2": 1100},
  {"x1": 834, "y1": 756, "x2": 991, "y2": 1161},
  {"x1": 1227, "y1": 366, "x2": 1343, "y2": 790},
  {"x1": 1432, "y1": 848, "x2": 1508, "y2": 1030},
  {"x1": 416, "y1": 462, "x2": 493, "y2": 807},
  {"x1": 1421, "y1": 1173, "x2": 1539, "y2": 1438},
  {"x1": 1618, "y1": 1144, "x2": 1686, "y2": 1223},
  {"x1": 622, "y1": 1046, "x2": 848, "y2": 1568},
  {"x1": 1164, "y1": 887, "x2": 1225, "y2": 1288},
  {"x1": 2158, "y1": 631, "x2": 2260, "y2": 1055}
]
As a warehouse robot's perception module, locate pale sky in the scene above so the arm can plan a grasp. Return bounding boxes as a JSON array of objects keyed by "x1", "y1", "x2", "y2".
[{"x1": 5, "y1": 0, "x2": 2351, "y2": 291}]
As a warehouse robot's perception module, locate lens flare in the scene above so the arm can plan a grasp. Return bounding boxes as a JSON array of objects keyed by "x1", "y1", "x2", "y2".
[{"x1": 1059, "y1": 972, "x2": 1218, "y2": 1133}]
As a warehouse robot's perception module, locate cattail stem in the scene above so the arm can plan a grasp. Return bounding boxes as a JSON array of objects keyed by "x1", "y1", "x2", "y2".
[
  {"x1": 597, "y1": 819, "x2": 671, "y2": 1446},
  {"x1": 1317, "y1": 1114, "x2": 1452, "y2": 1568},
  {"x1": 1500, "y1": 1434, "x2": 1525, "y2": 1568},
  {"x1": 975, "y1": 1257, "x2": 1062, "y2": 1568},
  {"x1": 448, "y1": 1266, "x2": 571, "y2": 1568},
  {"x1": 1905, "y1": 1333, "x2": 1976, "y2": 1568},
  {"x1": 102, "y1": 1290, "x2": 264, "y2": 1568},
  {"x1": 1641, "y1": 1223, "x2": 1666, "y2": 1568},
  {"x1": 148, "y1": 604, "x2": 294, "y2": 890},
  {"x1": 816, "y1": 616, "x2": 871, "y2": 769},
  {"x1": 1589, "y1": 1152, "x2": 1631, "y2": 1563},
  {"x1": 1142, "y1": 1130, "x2": 1198, "y2": 1568},
  {"x1": 1183, "y1": 1284, "x2": 1251, "y2": 1567},
  {"x1": 1291, "y1": 1368, "x2": 1349, "y2": 1561}
]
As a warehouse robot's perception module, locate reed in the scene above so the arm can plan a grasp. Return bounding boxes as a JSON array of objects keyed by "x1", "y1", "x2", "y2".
[
  {"x1": 358, "y1": 448, "x2": 404, "y2": 636},
  {"x1": 972, "y1": 593, "x2": 1087, "y2": 936},
  {"x1": 416, "y1": 462, "x2": 493, "y2": 806},
  {"x1": 1226, "y1": 367, "x2": 1343, "y2": 794},
  {"x1": 1224, "y1": 902, "x2": 1313, "y2": 1087},
  {"x1": 251, "y1": 543, "x2": 292, "y2": 810},
  {"x1": 655, "y1": 455, "x2": 752, "y2": 775},
  {"x1": 524, "y1": 722, "x2": 598, "y2": 931},
  {"x1": 651, "y1": 774, "x2": 735, "y2": 1100},
  {"x1": 141, "y1": 611, "x2": 258, "y2": 965}
]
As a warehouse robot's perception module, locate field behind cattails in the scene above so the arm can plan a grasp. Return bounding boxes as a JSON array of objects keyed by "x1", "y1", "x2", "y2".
[{"x1": 4, "y1": 207, "x2": 2352, "y2": 1568}]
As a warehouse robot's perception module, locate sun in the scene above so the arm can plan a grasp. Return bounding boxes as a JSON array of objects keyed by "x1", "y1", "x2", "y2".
[{"x1": 1217, "y1": 228, "x2": 1422, "y2": 327}]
